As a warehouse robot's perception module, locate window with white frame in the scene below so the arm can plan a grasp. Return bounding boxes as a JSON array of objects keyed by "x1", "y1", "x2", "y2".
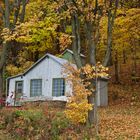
[
  {"x1": 30, "y1": 79, "x2": 42, "y2": 97},
  {"x1": 52, "y1": 78, "x2": 65, "y2": 96}
]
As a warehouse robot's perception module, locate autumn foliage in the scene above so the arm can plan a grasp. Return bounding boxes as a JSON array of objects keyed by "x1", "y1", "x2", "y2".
[
  {"x1": 64, "y1": 65, "x2": 92, "y2": 124},
  {"x1": 64, "y1": 63, "x2": 108, "y2": 124}
]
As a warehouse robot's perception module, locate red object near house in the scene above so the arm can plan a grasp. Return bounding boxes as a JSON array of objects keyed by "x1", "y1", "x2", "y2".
[{"x1": 0, "y1": 98, "x2": 5, "y2": 106}]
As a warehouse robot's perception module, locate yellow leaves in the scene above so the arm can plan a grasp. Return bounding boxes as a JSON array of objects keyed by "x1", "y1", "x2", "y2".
[
  {"x1": 113, "y1": 8, "x2": 140, "y2": 52},
  {"x1": 126, "y1": 8, "x2": 140, "y2": 16},
  {"x1": 6, "y1": 50, "x2": 34, "y2": 76},
  {"x1": 65, "y1": 101, "x2": 92, "y2": 124},
  {"x1": 1, "y1": 28, "x2": 13, "y2": 42},
  {"x1": 99, "y1": 7, "x2": 140, "y2": 61},
  {"x1": 64, "y1": 63, "x2": 108, "y2": 124},
  {"x1": 59, "y1": 33, "x2": 72, "y2": 51},
  {"x1": 1, "y1": 0, "x2": 62, "y2": 55},
  {"x1": 81, "y1": 62, "x2": 109, "y2": 80},
  {"x1": 64, "y1": 65, "x2": 93, "y2": 124},
  {"x1": 65, "y1": 26, "x2": 72, "y2": 34},
  {"x1": 6, "y1": 64, "x2": 22, "y2": 76},
  {"x1": 6, "y1": 61, "x2": 34, "y2": 76}
]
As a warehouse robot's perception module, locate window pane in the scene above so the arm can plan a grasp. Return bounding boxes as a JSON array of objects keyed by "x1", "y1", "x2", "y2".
[
  {"x1": 52, "y1": 78, "x2": 65, "y2": 97},
  {"x1": 16, "y1": 81, "x2": 23, "y2": 94},
  {"x1": 30, "y1": 79, "x2": 42, "y2": 97}
]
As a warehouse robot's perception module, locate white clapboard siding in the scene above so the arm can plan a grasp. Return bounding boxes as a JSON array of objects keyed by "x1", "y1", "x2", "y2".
[{"x1": 7, "y1": 54, "x2": 72, "y2": 101}]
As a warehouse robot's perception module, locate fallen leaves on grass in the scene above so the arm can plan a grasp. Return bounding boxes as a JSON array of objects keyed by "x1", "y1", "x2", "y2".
[{"x1": 99, "y1": 105, "x2": 140, "y2": 140}]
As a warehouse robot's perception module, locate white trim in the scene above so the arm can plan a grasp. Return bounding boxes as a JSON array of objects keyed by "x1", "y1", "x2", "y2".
[{"x1": 7, "y1": 74, "x2": 22, "y2": 80}]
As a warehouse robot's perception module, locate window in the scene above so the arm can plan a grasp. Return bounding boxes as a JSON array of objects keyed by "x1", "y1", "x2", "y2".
[
  {"x1": 15, "y1": 81, "x2": 23, "y2": 94},
  {"x1": 52, "y1": 78, "x2": 65, "y2": 96},
  {"x1": 30, "y1": 79, "x2": 42, "y2": 97}
]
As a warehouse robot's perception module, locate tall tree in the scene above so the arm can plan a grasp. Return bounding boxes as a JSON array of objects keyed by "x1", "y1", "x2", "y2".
[
  {"x1": 60, "y1": 0, "x2": 119, "y2": 124},
  {"x1": 103, "y1": 0, "x2": 119, "y2": 66},
  {"x1": 0, "y1": 0, "x2": 28, "y2": 96}
]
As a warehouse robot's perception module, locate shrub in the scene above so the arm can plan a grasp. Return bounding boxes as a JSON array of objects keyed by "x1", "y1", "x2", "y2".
[
  {"x1": 0, "y1": 103, "x2": 70, "y2": 140},
  {"x1": 51, "y1": 112, "x2": 69, "y2": 139},
  {"x1": 1, "y1": 108, "x2": 47, "y2": 139}
]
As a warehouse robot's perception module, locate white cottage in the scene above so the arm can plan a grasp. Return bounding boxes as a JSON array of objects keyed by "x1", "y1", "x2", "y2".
[
  {"x1": 6, "y1": 53, "x2": 72, "y2": 104},
  {"x1": 7, "y1": 51, "x2": 108, "y2": 106}
]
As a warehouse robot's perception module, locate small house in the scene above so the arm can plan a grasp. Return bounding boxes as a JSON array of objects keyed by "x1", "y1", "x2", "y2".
[
  {"x1": 7, "y1": 51, "x2": 108, "y2": 106},
  {"x1": 6, "y1": 53, "x2": 72, "y2": 104}
]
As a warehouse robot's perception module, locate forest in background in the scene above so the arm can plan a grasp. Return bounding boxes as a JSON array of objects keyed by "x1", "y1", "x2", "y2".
[
  {"x1": 0, "y1": 0, "x2": 139, "y2": 93},
  {"x1": 0, "y1": 0, "x2": 140, "y2": 139}
]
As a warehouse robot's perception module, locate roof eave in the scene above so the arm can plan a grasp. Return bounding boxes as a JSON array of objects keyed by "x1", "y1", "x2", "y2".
[{"x1": 7, "y1": 74, "x2": 23, "y2": 80}]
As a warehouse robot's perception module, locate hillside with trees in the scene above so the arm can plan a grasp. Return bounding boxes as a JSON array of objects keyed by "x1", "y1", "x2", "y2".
[{"x1": 0, "y1": 0, "x2": 140, "y2": 139}]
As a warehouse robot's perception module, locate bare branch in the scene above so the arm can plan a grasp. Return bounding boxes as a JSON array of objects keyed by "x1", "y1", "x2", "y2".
[
  {"x1": 20, "y1": 0, "x2": 27, "y2": 22},
  {"x1": 13, "y1": 0, "x2": 22, "y2": 25}
]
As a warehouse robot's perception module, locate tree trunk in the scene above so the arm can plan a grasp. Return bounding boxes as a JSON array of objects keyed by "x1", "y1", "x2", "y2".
[
  {"x1": 71, "y1": 13, "x2": 83, "y2": 68},
  {"x1": 0, "y1": 42, "x2": 9, "y2": 97},
  {"x1": 4, "y1": 0, "x2": 10, "y2": 28},
  {"x1": 114, "y1": 51, "x2": 119, "y2": 83},
  {"x1": 0, "y1": 70, "x2": 3, "y2": 97},
  {"x1": 20, "y1": 0, "x2": 27, "y2": 22},
  {"x1": 87, "y1": 93, "x2": 95, "y2": 124},
  {"x1": 0, "y1": 0, "x2": 10, "y2": 97},
  {"x1": 103, "y1": 9, "x2": 113, "y2": 67},
  {"x1": 134, "y1": 45, "x2": 137, "y2": 74},
  {"x1": 85, "y1": 21, "x2": 96, "y2": 65},
  {"x1": 87, "y1": 82, "x2": 98, "y2": 127},
  {"x1": 72, "y1": 13, "x2": 97, "y2": 125},
  {"x1": 123, "y1": 49, "x2": 126, "y2": 64},
  {"x1": 103, "y1": 0, "x2": 119, "y2": 67},
  {"x1": 0, "y1": 0, "x2": 27, "y2": 97},
  {"x1": 13, "y1": 0, "x2": 21, "y2": 25}
]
